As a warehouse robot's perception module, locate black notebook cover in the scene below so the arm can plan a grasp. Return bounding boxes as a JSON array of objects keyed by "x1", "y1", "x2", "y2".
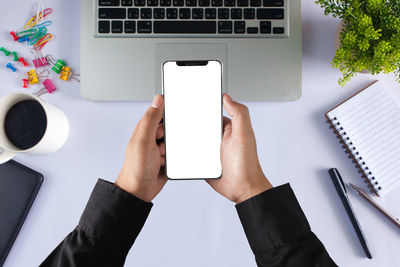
[{"x1": 0, "y1": 160, "x2": 43, "y2": 266}]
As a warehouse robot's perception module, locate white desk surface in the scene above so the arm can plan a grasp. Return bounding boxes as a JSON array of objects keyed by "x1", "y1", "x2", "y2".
[{"x1": 1, "y1": 1, "x2": 400, "y2": 266}]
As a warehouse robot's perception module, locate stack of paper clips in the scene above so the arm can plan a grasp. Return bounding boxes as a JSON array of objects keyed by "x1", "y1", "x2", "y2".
[{"x1": 3, "y1": 3, "x2": 80, "y2": 97}]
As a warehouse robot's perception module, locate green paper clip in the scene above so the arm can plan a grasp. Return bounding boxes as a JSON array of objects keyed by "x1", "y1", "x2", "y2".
[
  {"x1": 0, "y1": 47, "x2": 11, "y2": 57},
  {"x1": 52, "y1": 59, "x2": 66, "y2": 74},
  {"x1": 28, "y1": 27, "x2": 47, "y2": 46}
]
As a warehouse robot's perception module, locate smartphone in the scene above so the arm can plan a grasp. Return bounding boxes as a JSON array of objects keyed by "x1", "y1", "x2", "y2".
[{"x1": 162, "y1": 60, "x2": 222, "y2": 180}]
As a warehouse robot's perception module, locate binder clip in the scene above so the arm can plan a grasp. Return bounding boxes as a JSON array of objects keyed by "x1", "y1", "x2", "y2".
[
  {"x1": 47, "y1": 55, "x2": 66, "y2": 74},
  {"x1": 18, "y1": 57, "x2": 29, "y2": 67},
  {"x1": 60, "y1": 67, "x2": 80, "y2": 82},
  {"x1": 10, "y1": 31, "x2": 19, "y2": 41},
  {"x1": 22, "y1": 79, "x2": 29, "y2": 88},
  {"x1": 11, "y1": 51, "x2": 20, "y2": 62},
  {"x1": 27, "y1": 69, "x2": 49, "y2": 85},
  {"x1": 6, "y1": 63, "x2": 17, "y2": 72},
  {"x1": 0, "y1": 47, "x2": 11, "y2": 57},
  {"x1": 31, "y1": 49, "x2": 48, "y2": 68},
  {"x1": 35, "y1": 79, "x2": 56, "y2": 97}
]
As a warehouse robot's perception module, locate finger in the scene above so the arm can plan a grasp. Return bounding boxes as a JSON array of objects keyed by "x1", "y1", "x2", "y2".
[
  {"x1": 223, "y1": 94, "x2": 253, "y2": 136},
  {"x1": 223, "y1": 116, "x2": 232, "y2": 138},
  {"x1": 138, "y1": 95, "x2": 164, "y2": 141},
  {"x1": 160, "y1": 156, "x2": 165, "y2": 166},
  {"x1": 158, "y1": 142, "x2": 165, "y2": 156},
  {"x1": 156, "y1": 124, "x2": 164, "y2": 140}
]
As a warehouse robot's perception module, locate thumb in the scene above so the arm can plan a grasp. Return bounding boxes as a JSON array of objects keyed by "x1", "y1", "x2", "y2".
[
  {"x1": 139, "y1": 95, "x2": 164, "y2": 140},
  {"x1": 223, "y1": 94, "x2": 253, "y2": 136}
]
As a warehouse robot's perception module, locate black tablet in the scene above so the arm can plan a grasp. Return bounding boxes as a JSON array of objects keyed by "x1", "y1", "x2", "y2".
[{"x1": 0, "y1": 160, "x2": 43, "y2": 266}]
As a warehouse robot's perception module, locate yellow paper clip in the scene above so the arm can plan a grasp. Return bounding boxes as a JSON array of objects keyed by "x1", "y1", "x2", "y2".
[{"x1": 60, "y1": 66, "x2": 80, "y2": 82}]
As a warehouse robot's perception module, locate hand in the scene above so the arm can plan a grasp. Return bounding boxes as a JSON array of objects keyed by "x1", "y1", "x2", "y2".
[
  {"x1": 116, "y1": 95, "x2": 167, "y2": 202},
  {"x1": 207, "y1": 94, "x2": 272, "y2": 204}
]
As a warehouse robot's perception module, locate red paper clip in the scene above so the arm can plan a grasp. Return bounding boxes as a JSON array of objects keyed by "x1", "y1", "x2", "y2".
[
  {"x1": 18, "y1": 57, "x2": 28, "y2": 67},
  {"x1": 10, "y1": 31, "x2": 19, "y2": 41}
]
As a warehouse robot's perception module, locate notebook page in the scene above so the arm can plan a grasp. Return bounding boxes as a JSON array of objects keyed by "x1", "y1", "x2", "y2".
[{"x1": 327, "y1": 82, "x2": 400, "y2": 196}]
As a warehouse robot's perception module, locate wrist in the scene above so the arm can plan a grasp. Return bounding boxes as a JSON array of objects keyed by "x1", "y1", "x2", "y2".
[{"x1": 235, "y1": 177, "x2": 272, "y2": 204}]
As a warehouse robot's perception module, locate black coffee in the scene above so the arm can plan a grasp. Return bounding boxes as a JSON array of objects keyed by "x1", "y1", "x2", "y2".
[{"x1": 4, "y1": 100, "x2": 47, "y2": 150}]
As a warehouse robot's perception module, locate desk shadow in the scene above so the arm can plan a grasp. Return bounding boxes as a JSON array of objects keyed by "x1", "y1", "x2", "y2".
[
  {"x1": 316, "y1": 168, "x2": 366, "y2": 258},
  {"x1": 302, "y1": 18, "x2": 340, "y2": 63}
]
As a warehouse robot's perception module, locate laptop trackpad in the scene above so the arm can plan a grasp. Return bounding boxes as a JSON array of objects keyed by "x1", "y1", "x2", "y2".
[{"x1": 155, "y1": 43, "x2": 227, "y2": 95}]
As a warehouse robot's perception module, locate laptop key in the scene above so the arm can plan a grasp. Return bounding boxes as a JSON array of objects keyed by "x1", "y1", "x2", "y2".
[
  {"x1": 154, "y1": 8, "x2": 165, "y2": 19},
  {"x1": 173, "y1": 0, "x2": 184, "y2": 6},
  {"x1": 112, "y1": 21, "x2": 123, "y2": 33},
  {"x1": 263, "y1": 0, "x2": 283, "y2": 6},
  {"x1": 192, "y1": 8, "x2": 204, "y2": 19},
  {"x1": 224, "y1": 0, "x2": 235, "y2": 6},
  {"x1": 256, "y1": 8, "x2": 284, "y2": 19},
  {"x1": 179, "y1": 8, "x2": 191, "y2": 19},
  {"x1": 231, "y1": 8, "x2": 242, "y2": 19},
  {"x1": 121, "y1": 0, "x2": 133, "y2": 6},
  {"x1": 99, "y1": 0, "x2": 120, "y2": 6},
  {"x1": 98, "y1": 21, "x2": 110, "y2": 33},
  {"x1": 243, "y1": 8, "x2": 255, "y2": 19},
  {"x1": 148, "y1": 0, "x2": 158, "y2": 5},
  {"x1": 138, "y1": 21, "x2": 152, "y2": 33},
  {"x1": 218, "y1": 8, "x2": 229, "y2": 19},
  {"x1": 250, "y1": 0, "x2": 261, "y2": 6},
  {"x1": 247, "y1": 27, "x2": 258, "y2": 34},
  {"x1": 186, "y1": 0, "x2": 197, "y2": 6},
  {"x1": 167, "y1": 8, "x2": 178, "y2": 18},
  {"x1": 154, "y1": 21, "x2": 216, "y2": 33},
  {"x1": 211, "y1": 0, "x2": 223, "y2": 6},
  {"x1": 237, "y1": 0, "x2": 248, "y2": 6},
  {"x1": 160, "y1": 0, "x2": 171, "y2": 5},
  {"x1": 205, "y1": 8, "x2": 216, "y2": 19},
  {"x1": 99, "y1": 8, "x2": 126, "y2": 19},
  {"x1": 234, "y1": 21, "x2": 245, "y2": 33},
  {"x1": 199, "y1": 0, "x2": 210, "y2": 6},
  {"x1": 273, "y1": 27, "x2": 284, "y2": 34},
  {"x1": 218, "y1": 21, "x2": 232, "y2": 33},
  {"x1": 260, "y1": 21, "x2": 271, "y2": 33},
  {"x1": 134, "y1": 0, "x2": 146, "y2": 6},
  {"x1": 141, "y1": 8, "x2": 152, "y2": 19},
  {"x1": 128, "y1": 8, "x2": 139, "y2": 18},
  {"x1": 124, "y1": 21, "x2": 136, "y2": 33}
]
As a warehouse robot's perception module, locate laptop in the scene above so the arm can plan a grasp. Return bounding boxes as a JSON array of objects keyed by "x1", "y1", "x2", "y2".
[{"x1": 81, "y1": 0, "x2": 301, "y2": 101}]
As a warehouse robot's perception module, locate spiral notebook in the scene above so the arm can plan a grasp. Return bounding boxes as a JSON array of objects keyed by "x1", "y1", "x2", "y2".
[{"x1": 325, "y1": 81, "x2": 400, "y2": 197}]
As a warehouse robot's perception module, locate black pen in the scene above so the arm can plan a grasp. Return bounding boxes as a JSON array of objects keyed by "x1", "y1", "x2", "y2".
[{"x1": 328, "y1": 168, "x2": 373, "y2": 259}]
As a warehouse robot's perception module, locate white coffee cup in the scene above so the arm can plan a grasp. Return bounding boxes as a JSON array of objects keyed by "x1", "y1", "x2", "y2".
[{"x1": 0, "y1": 92, "x2": 69, "y2": 164}]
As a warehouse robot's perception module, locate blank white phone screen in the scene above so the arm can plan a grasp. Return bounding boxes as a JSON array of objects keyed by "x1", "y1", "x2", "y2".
[{"x1": 163, "y1": 61, "x2": 222, "y2": 179}]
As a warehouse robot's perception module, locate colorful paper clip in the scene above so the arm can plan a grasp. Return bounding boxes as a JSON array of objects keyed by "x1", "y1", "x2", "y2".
[
  {"x1": 24, "y1": 8, "x2": 52, "y2": 29},
  {"x1": 10, "y1": 31, "x2": 19, "y2": 41},
  {"x1": 18, "y1": 36, "x2": 30, "y2": 43},
  {"x1": 27, "y1": 69, "x2": 49, "y2": 85},
  {"x1": 60, "y1": 66, "x2": 80, "y2": 82},
  {"x1": 32, "y1": 21, "x2": 52, "y2": 29},
  {"x1": 16, "y1": 27, "x2": 40, "y2": 37},
  {"x1": 28, "y1": 27, "x2": 47, "y2": 45},
  {"x1": 0, "y1": 47, "x2": 11, "y2": 57},
  {"x1": 6, "y1": 63, "x2": 17, "y2": 72},
  {"x1": 35, "y1": 79, "x2": 56, "y2": 97},
  {"x1": 33, "y1": 33, "x2": 52, "y2": 50},
  {"x1": 11, "y1": 51, "x2": 19, "y2": 62},
  {"x1": 22, "y1": 79, "x2": 29, "y2": 88},
  {"x1": 31, "y1": 49, "x2": 48, "y2": 68},
  {"x1": 18, "y1": 57, "x2": 29, "y2": 67}
]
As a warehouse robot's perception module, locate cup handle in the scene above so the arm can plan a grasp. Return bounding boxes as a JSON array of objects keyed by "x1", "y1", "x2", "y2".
[{"x1": 0, "y1": 146, "x2": 16, "y2": 164}]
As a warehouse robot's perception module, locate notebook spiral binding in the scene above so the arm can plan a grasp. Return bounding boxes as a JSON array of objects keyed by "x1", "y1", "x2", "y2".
[{"x1": 327, "y1": 116, "x2": 382, "y2": 194}]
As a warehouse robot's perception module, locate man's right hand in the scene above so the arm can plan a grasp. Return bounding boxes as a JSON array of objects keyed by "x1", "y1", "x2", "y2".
[{"x1": 207, "y1": 94, "x2": 272, "y2": 204}]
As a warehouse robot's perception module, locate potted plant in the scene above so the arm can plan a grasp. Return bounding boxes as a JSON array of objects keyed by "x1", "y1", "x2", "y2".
[{"x1": 315, "y1": 0, "x2": 400, "y2": 86}]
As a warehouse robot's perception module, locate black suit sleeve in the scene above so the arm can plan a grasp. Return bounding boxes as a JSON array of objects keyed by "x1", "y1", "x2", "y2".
[
  {"x1": 40, "y1": 179, "x2": 153, "y2": 267},
  {"x1": 236, "y1": 183, "x2": 338, "y2": 267}
]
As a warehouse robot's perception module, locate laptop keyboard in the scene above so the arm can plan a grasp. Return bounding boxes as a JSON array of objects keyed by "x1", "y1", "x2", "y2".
[{"x1": 96, "y1": 0, "x2": 288, "y2": 37}]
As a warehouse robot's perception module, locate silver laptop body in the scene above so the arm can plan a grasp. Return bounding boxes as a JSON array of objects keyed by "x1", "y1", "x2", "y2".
[{"x1": 81, "y1": 0, "x2": 301, "y2": 101}]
